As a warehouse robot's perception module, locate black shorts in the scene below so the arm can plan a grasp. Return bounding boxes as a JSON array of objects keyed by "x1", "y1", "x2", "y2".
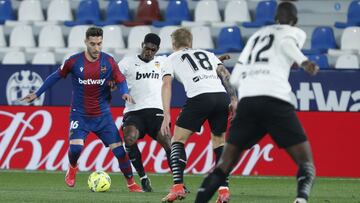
[
  {"x1": 176, "y1": 92, "x2": 230, "y2": 135},
  {"x1": 227, "y1": 96, "x2": 307, "y2": 149},
  {"x1": 122, "y1": 108, "x2": 163, "y2": 140}
]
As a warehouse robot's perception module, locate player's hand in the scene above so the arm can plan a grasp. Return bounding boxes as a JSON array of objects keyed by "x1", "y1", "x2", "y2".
[
  {"x1": 229, "y1": 97, "x2": 238, "y2": 120},
  {"x1": 108, "y1": 80, "x2": 117, "y2": 92},
  {"x1": 301, "y1": 60, "x2": 319, "y2": 76},
  {"x1": 161, "y1": 114, "x2": 171, "y2": 136},
  {"x1": 218, "y1": 54, "x2": 231, "y2": 62},
  {"x1": 122, "y1": 94, "x2": 136, "y2": 104},
  {"x1": 20, "y1": 93, "x2": 37, "y2": 103}
]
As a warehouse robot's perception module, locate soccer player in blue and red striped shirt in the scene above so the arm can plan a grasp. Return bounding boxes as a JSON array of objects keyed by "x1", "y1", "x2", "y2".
[{"x1": 21, "y1": 27, "x2": 142, "y2": 192}]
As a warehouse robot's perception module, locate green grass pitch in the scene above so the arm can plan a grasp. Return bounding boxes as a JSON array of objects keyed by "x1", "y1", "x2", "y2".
[{"x1": 0, "y1": 170, "x2": 359, "y2": 203}]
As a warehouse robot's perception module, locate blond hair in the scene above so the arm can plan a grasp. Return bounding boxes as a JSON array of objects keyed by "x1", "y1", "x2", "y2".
[{"x1": 171, "y1": 28, "x2": 192, "y2": 49}]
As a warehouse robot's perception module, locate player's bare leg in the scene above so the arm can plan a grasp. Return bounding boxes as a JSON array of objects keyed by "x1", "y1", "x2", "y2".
[
  {"x1": 195, "y1": 143, "x2": 241, "y2": 203},
  {"x1": 123, "y1": 125, "x2": 151, "y2": 192},
  {"x1": 285, "y1": 141, "x2": 315, "y2": 203},
  {"x1": 109, "y1": 142, "x2": 142, "y2": 192},
  {"x1": 211, "y1": 133, "x2": 230, "y2": 203},
  {"x1": 162, "y1": 126, "x2": 192, "y2": 202},
  {"x1": 65, "y1": 139, "x2": 83, "y2": 187}
]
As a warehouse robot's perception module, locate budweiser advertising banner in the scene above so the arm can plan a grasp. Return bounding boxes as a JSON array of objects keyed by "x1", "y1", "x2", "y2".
[{"x1": 1, "y1": 106, "x2": 359, "y2": 177}]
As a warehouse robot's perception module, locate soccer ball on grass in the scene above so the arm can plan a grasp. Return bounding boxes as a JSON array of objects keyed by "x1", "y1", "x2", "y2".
[{"x1": 88, "y1": 171, "x2": 111, "y2": 192}]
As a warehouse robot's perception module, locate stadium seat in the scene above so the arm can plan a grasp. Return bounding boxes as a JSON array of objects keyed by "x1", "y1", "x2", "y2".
[
  {"x1": 39, "y1": 25, "x2": 65, "y2": 49},
  {"x1": 64, "y1": 0, "x2": 101, "y2": 26},
  {"x1": 67, "y1": 25, "x2": 89, "y2": 49},
  {"x1": 18, "y1": 0, "x2": 44, "y2": 23},
  {"x1": 0, "y1": 26, "x2": 5, "y2": 47},
  {"x1": 32, "y1": 52, "x2": 56, "y2": 65},
  {"x1": 307, "y1": 54, "x2": 330, "y2": 69},
  {"x1": 242, "y1": 0, "x2": 277, "y2": 28},
  {"x1": 123, "y1": 0, "x2": 161, "y2": 26},
  {"x1": 9, "y1": 25, "x2": 35, "y2": 48},
  {"x1": 158, "y1": 26, "x2": 179, "y2": 53},
  {"x1": 102, "y1": 25, "x2": 125, "y2": 52},
  {"x1": 96, "y1": 0, "x2": 130, "y2": 26},
  {"x1": 2, "y1": 51, "x2": 26, "y2": 64},
  {"x1": 328, "y1": 26, "x2": 360, "y2": 56},
  {"x1": 302, "y1": 26, "x2": 337, "y2": 55},
  {"x1": 335, "y1": 54, "x2": 360, "y2": 69},
  {"x1": 182, "y1": 0, "x2": 221, "y2": 26},
  {"x1": 0, "y1": 0, "x2": 15, "y2": 24},
  {"x1": 214, "y1": 26, "x2": 244, "y2": 54},
  {"x1": 224, "y1": 0, "x2": 251, "y2": 24},
  {"x1": 191, "y1": 26, "x2": 214, "y2": 50},
  {"x1": 47, "y1": 0, "x2": 73, "y2": 23},
  {"x1": 335, "y1": 0, "x2": 360, "y2": 28},
  {"x1": 127, "y1": 26, "x2": 152, "y2": 50},
  {"x1": 153, "y1": 0, "x2": 190, "y2": 27}
]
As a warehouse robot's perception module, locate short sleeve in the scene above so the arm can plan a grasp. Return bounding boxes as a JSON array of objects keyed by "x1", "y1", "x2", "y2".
[
  {"x1": 58, "y1": 58, "x2": 73, "y2": 78},
  {"x1": 282, "y1": 27, "x2": 307, "y2": 49},
  {"x1": 117, "y1": 58, "x2": 128, "y2": 77},
  {"x1": 108, "y1": 57, "x2": 126, "y2": 83},
  {"x1": 209, "y1": 52, "x2": 222, "y2": 66},
  {"x1": 162, "y1": 56, "x2": 174, "y2": 78}
]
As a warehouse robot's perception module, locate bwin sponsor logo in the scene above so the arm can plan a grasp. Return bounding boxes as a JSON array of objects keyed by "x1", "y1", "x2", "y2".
[
  {"x1": 136, "y1": 71, "x2": 160, "y2": 80},
  {"x1": 78, "y1": 78, "x2": 106, "y2": 85}
]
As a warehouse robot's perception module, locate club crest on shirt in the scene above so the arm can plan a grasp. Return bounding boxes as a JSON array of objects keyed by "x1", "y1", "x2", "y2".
[
  {"x1": 80, "y1": 67, "x2": 84, "y2": 72},
  {"x1": 101, "y1": 66, "x2": 107, "y2": 73},
  {"x1": 154, "y1": 61, "x2": 160, "y2": 69}
]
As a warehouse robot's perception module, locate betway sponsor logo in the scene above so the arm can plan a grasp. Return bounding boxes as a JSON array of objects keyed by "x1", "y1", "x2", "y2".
[
  {"x1": 78, "y1": 78, "x2": 105, "y2": 85},
  {"x1": 291, "y1": 82, "x2": 360, "y2": 112},
  {"x1": 136, "y1": 71, "x2": 159, "y2": 80}
]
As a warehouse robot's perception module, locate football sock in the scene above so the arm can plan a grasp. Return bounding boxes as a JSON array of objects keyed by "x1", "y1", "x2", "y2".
[
  {"x1": 165, "y1": 149, "x2": 172, "y2": 171},
  {"x1": 112, "y1": 146, "x2": 133, "y2": 181},
  {"x1": 125, "y1": 144, "x2": 146, "y2": 178},
  {"x1": 296, "y1": 162, "x2": 316, "y2": 200},
  {"x1": 170, "y1": 142, "x2": 187, "y2": 184},
  {"x1": 214, "y1": 146, "x2": 229, "y2": 187},
  {"x1": 195, "y1": 168, "x2": 228, "y2": 203},
  {"x1": 68, "y1": 144, "x2": 83, "y2": 167}
]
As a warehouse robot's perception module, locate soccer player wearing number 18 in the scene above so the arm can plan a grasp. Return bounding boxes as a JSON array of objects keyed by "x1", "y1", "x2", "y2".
[
  {"x1": 21, "y1": 27, "x2": 142, "y2": 192},
  {"x1": 160, "y1": 28, "x2": 237, "y2": 203},
  {"x1": 195, "y1": 2, "x2": 319, "y2": 203}
]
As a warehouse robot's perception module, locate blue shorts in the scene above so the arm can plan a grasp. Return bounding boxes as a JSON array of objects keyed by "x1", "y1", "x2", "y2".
[{"x1": 69, "y1": 113, "x2": 122, "y2": 147}]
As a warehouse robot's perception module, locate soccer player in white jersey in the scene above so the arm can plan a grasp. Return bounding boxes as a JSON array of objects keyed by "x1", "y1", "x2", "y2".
[
  {"x1": 195, "y1": 2, "x2": 319, "y2": 203},
  {"x1": 160, "y1": 28, "x2": 237, "y2": 203},
  {"x1": 118, "y1": 33, "x2": 172, "y2": 192}
]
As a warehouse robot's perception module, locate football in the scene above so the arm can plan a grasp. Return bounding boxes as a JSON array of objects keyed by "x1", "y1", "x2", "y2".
[{"x1": 87, "y1": 171, "x2": 111, "y2": 192}]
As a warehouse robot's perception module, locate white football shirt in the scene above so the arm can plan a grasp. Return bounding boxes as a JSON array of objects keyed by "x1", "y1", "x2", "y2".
[
  {"x1": 162, "y1": 48, "x2": 226, "y2": 98},
  {"x1": 118, "y1": 55, "x2": 166, "y2": 113},
  {"x1": 230, "y1": 24, "x2": 307, "y2": 104}
]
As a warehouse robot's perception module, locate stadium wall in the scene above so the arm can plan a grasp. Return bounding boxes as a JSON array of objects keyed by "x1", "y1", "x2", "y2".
[{"x1": 0, "y1": 65, "x2": 359, "y2": 177}]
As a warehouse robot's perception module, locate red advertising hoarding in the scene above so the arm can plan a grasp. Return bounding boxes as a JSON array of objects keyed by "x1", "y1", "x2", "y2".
[{"x1": 0, "y1": 106, "x2": 359, "y2": 177}]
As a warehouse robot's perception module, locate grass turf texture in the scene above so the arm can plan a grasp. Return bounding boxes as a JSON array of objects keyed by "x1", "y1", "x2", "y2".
[{"x1": 0, "y1": 170, "x2": 359, "y2": 203}]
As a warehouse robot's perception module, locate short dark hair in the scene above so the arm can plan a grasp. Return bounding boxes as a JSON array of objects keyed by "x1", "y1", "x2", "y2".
[
  {"x1": 86, "y1": 27, "x2": 103, "y2": 39},
  {"x1": 144, "y1": 33, "x2": 161, "y2": 47},
  {"x1": 275, "y1": 2, "x2": 298, "y2": 25}
]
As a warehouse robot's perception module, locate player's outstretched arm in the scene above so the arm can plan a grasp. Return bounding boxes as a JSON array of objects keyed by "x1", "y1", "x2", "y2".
[
  {"x1": 161, "y1": 75, "x2": 172, "y2": 136},
  {"x1": 216, "y1": 64, "x2": 238, "y2": 119},
  {"x1": 20, "y1": 71, "x2": 62, "y2": 103},
  {"x1": 116, "y1": 80, "x2": 135, "y2": 104}
]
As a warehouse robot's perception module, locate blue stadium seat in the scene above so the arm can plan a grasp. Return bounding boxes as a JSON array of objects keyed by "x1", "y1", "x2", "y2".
[
  {"x1": 153, "y1": 0, "x2": 190, "y2": 27},
  {"x1": 65, "y1": 0, "x2": 101, "y2": 26},
  {"x1": 242, "y1": 0, "x2": 277, "y2": 28},
  {"x1": 214, "y1": 26, "x2": 244, "y2": 54},
  {"x1": 0, "y1": 0, "x2": 15, "y2": 24},
  {"x1": 96, "y1": 0, "x2": 130, "y2": 26},
  {"x1": 307, "y1": 54, "x2": 330, "y2": 69},
  {"x1": 335, "y1": 0, "x2": 360, "y2": 28},
  {"x1": 303, "y1": 26, "x2": 337, "y2": 55}
]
